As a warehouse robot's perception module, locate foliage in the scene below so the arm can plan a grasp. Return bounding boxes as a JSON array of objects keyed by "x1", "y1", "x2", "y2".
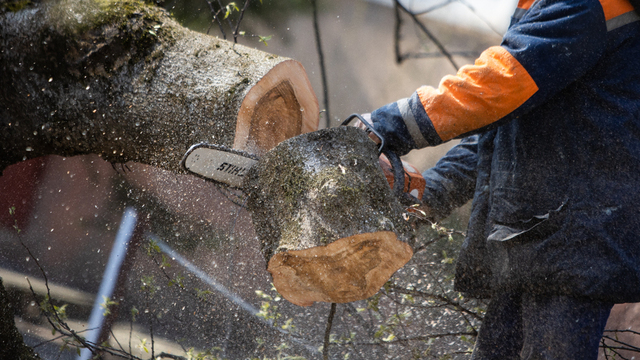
[{"x1": 164, "y1": 0, "x2": 309, "y2": 33}]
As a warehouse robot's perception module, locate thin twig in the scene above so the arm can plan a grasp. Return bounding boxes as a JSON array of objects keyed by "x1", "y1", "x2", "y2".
[
  {"x1": 323, "y1": 303, "x2": 337, "y2": 360},
  {"x1": 456, "y1": 0, "x2": 503, "y2": 36},
  {"x1": 129, "y1": 316, "x2": 134, "y2": 355},
  {"x1": 347, "y1": 331, "x2": 477, "y2": 346},
  {"x1": 32, "y1": 334, "x2": 68, "y2": 348},
  {"x1": 394, "y1": 0, "x2": 459, "y2": 70},
  {"x1": 394, "y1": 1, "x2": 402, "y2": 64},
  {"x1": 233, "y1": 0, "x2": 251, "y2": 43},
  {"x1": 605, "y1": 329, "x2": 640, "y2": 336},
  {"x1": 601, "y1": 335, "x2": 640, "y2": 352},
  {"x1": 157, "y1": 353, "x2": 188, "y2": 360},
  {"x1": 206, "y1": 1, "x2": 226, "y2": 37},
  {"x1": 310, "y1": 0, "x2": 331, "y2": 128},
  {"x1": 216, "y1": 184, "x2": 246, "y2": 208},
  {"x1": 110, "y1": 328, "x2": 127, "y2": 355},
  {"x1": 218, "y1": 0, "x2": 235, "y2": 31},
  {"x1": 600, "y1": 344, "x2": 632, "y2": 360},
  {"x1": 412, "y1": 0, "x2": 455, "y2": 16},
  {"x1": 388, "y1": 285, "x2": 483, "y2": 321},
  {"x1": 18, "y1": 230, "x2": 99, "y2": 357},
  {"x1": 150, "y1": 313, "x2": 155, "y2": 359}
]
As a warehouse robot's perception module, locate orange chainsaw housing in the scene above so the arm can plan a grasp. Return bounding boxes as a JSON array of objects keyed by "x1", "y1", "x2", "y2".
[{"x1": 378, "y1": 154, "x2": 425, "y2": 201}]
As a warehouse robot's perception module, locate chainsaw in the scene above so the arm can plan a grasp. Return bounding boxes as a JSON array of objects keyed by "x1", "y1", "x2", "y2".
[{"x1": 181, "y1": 114, "x2": 425, "y2": 205}]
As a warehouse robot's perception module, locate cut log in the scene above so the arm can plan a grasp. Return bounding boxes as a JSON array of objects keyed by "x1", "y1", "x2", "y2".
[
  {"x1": 234, "y1": 61, "x2": 319, "y2": 156},
  {"x1": 0, "y1": 0, "x2": 318, "y2": 173},
  {"x1": 244, "y1": 127, "x2": 414, "y2": 306},
  {"x1": 268, "y1": 231, "x2": 412, "y2": 306}
]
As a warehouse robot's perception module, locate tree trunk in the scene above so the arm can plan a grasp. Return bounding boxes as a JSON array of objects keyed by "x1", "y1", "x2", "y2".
[
  {"x1": 244, "y1": 127, "x2": 414, "y2": 306},
  {"x1": 0, "y1": 0, "x2": 320, "y2": 353},
  {"x1": 0, "y1": 0, "x2": 318, "y2": 174}
]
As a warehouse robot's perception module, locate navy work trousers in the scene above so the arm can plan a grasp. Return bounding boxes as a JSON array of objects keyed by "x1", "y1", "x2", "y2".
[{"x1": 471, "y1": 291, "x2": 613, "y2": 360}]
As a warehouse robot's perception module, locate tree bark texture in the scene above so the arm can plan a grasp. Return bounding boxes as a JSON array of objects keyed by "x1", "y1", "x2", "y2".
[
  {"x1": 244, "y1": 127, "x2": 414, "y2": 306},
  {"x1": 0, "y1": 0, "x2": 318, "y2": 174}
]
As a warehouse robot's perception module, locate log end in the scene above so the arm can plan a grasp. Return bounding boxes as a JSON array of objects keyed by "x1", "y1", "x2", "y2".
[
  {"x1": 234, "y1": 60, "x2": 319, "y2": 156},
  {"x1": 267, "y1": 231, "x2": 413, "y2": 306}
]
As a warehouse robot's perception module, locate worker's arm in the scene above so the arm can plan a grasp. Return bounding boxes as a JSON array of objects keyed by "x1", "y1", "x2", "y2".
[
  {"x1": 371, "y1": 0, "x2": 618, "y2": 155},
  {"x1": 420, "y1": 135, "x2": 479, "y2": 221}
]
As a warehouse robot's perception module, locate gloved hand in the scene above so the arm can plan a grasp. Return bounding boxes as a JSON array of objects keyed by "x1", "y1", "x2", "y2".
[{"x1": 369, "y1": 94, "x2": 442, "y2": 155}]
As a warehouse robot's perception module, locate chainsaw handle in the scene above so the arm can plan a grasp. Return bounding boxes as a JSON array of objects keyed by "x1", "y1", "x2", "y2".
[
  {"x1": 341, "y1": 113, "x2": 385, "y2": 155},
  {"x1": 382, "y1": 149, "x2": 405, "y2": 198},
  {"x1": 342, "y1": 114, "x2": 421, "y2": 206}
]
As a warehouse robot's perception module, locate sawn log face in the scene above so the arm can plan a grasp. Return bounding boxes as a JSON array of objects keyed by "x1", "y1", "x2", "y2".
[
  {"x1": 244, "y1": 127, "x2": 414, "y2": 306},
  {"x1": 268, "y1": 231, "x2": 412, "y2": 306}
]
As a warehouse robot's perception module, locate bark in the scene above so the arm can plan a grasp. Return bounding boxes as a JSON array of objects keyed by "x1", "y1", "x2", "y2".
[
  {"x1": 244, "y1": 127, "x2": 414, "y2": 306},
  {"x1": 0, "y1": 0, "x2": 318, "y2": 174},
  {"x1": 0, "y1": 0, "x2": 320, "y2": 350}
]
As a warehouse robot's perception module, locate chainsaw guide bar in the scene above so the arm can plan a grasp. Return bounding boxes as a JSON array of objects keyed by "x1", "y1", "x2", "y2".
[{"x1": 181, "y1": 143, "x2": 259, "y2": 189}]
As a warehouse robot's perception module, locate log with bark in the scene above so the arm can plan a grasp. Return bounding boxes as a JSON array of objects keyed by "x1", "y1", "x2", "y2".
[
  {"x1": 0, "y1": 0, "x2": 319, "y2": 174},
  {"x1": 1, "y1": 0, "x2": 414, "y2": 311},
  {"x1": 244, "y1": 127, "x2": 414, "y2": 306}
]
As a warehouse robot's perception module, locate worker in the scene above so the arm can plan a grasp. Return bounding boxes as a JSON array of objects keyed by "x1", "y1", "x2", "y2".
[{"x1": 361, "y1": 0, "x2": 640, "y2": 358}]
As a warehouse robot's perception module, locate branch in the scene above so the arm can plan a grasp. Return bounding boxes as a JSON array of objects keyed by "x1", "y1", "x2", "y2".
[
  {"x1": 605, "y1": 329, "x2": 640, "y2": 336},
  {"x1": 323, "y1": 303, "x2": 337, "y2": 360},
  {"x1": 205, "y1": 0, "x2": 227, "y2": 38},
  {"x1": 346, "y1": 331, "x2": 477, "y2": 346},
  {"x1": 310, "y1": 0, "x2": 331, "y2": 127},
  {"x1": 456, "y1": 0, "x2": 504, "y2": 36},
  {"x1": 233, "y1": 0, "x2": 252, "y2": 43},
  {"x1": 157, "y1": 353, "x2": 188, "y2": 360},
  {"x1": 601, "y1": 335, "x2": 640, "y2": 352},
  {"x1": 394, "y1": 0, "x2": 459, "y2": 70},
  {"x1": 387, "y1": 285, "x2": 484, "y2": 321}
]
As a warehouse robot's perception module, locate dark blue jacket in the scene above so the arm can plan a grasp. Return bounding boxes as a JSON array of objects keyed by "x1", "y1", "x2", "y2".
[{"x1": 371, "y1": 0, "x2": 640, "y2": 301}]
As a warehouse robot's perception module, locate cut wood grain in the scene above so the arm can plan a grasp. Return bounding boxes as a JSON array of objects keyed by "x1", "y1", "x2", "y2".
[
  {"x1": 268, "y1": 231, "x2": 412, "y2": 306},
  {"x1": 235, "y1": 60, "x2": 319, "y2": 156},
  {"x1": 244, "y1": 127, "x2": 414, "y2": 306}
]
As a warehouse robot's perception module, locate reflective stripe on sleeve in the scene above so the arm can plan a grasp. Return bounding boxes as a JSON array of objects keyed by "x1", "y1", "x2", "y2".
[
  {"x1": 606, "y1": 10, "x2": 640, "y2": 30},
  {"x1": 512, "y1": 7, "x2": 528, "y2": 20},
  {"x1": 397, "y1": 98, "x2": 430, "y2": 148}
]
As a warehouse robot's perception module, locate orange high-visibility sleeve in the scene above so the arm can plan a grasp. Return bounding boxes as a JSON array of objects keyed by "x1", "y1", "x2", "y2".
[{"x1": 417, "y1": 46, "x2": 539, "y2": 141}]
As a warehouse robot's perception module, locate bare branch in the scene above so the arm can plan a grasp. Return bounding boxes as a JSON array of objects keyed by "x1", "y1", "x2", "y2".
[
  {"x1": 233, "y1": 0, "x2": 252, "y2": 43},
  {"x1": 323, "y1": 303, "x2": 337, "y2": 360},
  {"x1": 205, "y1": 0, "x2": 227, "y2": 38},
  {"x1": 310, "y1": 0, "x2": 331, "y2": 127},
  {"x1": 394, "y1": 0, "x2": 459, "y2": 70}
]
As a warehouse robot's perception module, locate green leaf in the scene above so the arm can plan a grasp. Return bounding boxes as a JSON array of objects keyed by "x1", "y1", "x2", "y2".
[
  {"x1": 258, "y1": 35, "x2": 272, "y2": 46},
  {"x1": 224, "y1": 2, "x2": 239, "y2": 19},
  {"x1": 382, "y1": 333, "x2": 396, "y2": 342}
]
